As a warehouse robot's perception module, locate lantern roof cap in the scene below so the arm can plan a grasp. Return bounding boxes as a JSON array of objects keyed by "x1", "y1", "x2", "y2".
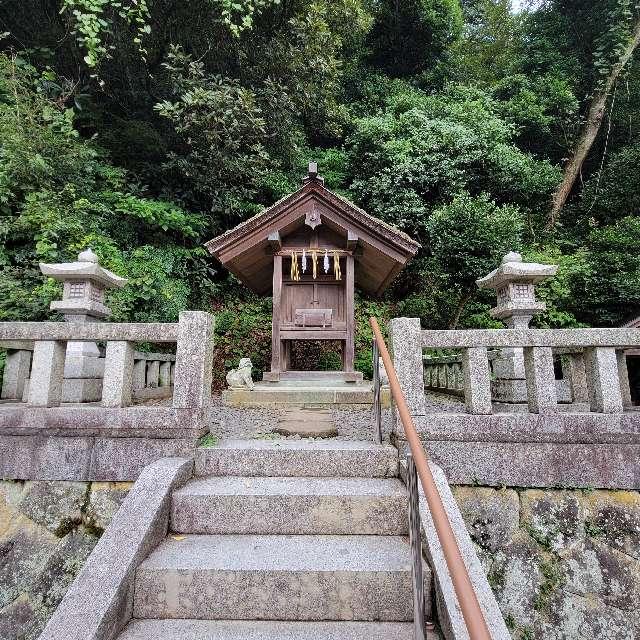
[
  {"x1": 39, "y1": 248, "x2": 127, "y2": 289},
  {"x1": 476, "y1": 252, "x2": 558, "y2": 290}
]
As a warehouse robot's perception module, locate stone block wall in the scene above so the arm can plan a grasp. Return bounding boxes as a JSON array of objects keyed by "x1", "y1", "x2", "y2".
[
  {"x1": 0, "y1": 479, "x2": 131, "y2": 640},
  {"x1": 452, "y1": 485, "x2": 640, "y2": 640}
]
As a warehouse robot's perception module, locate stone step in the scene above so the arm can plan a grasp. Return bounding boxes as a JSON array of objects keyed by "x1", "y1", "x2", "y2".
[
  {"x1": 195, "y1": 439, "x2": 399, "y2": 478},
  {"x1": 133, "y1": 534, "x2": 429, "y2": 621},
  {"x1": 171, "y1": 476, "x2": 408, "y2": 535},
  {"x1": 118, "y1": 619, "x2": 415, "y2": 640}
]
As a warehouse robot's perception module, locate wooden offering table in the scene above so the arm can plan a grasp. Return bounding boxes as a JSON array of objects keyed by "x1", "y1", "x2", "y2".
[{"x1": 206, "y1": 164, "x2": 420, "y2": 383}]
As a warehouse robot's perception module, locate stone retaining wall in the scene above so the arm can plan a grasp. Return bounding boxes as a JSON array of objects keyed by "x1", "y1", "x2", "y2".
[
  {"x1": 0, "y1": 479, "x2": 131, "y2": 640},
  {"x1": 452, "y1": 485, "x2": 640, "y2": 640}
]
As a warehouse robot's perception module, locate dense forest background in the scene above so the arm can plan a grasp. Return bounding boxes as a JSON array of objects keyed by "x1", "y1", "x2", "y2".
[{"x1": 1, "y1": 0, "x2": 639, "y2": 380}]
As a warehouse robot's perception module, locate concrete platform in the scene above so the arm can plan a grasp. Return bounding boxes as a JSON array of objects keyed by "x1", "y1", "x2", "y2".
[
  {"x1": 194, "y1": 439, "x2": 399, "y2": 478},
  {"x1": 171, "y1": 476, "x2": 408, "y2": 535},
  {"x1": 222, "y1": 381, "x2": 390, "y2": 408},
  {"x1": 118, "y1": 619, "x2": 416, "y2": 640},
  {"x1": 133, "y1": 534, "x2": 428, "y2": 621}
]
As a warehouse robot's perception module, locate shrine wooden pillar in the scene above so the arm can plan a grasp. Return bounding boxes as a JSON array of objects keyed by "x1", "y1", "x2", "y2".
[
  {"x1": 344, "y1": 254, "x2": 355, "y2": 373},
  {"x1": 271, "y1": 254, "x2": 282, "y2": 380}
]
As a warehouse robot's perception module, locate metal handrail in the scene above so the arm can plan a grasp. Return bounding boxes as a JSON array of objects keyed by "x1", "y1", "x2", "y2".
[{"x1": 370, "y1": 317, "x2": 492, "y2": 640}]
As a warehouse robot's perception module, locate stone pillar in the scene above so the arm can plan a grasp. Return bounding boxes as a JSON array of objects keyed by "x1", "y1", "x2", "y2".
[
  {"x1": 1, "y1": 349, "x2": 32, "y2": 400},
  {"x1": 476, "y1": 252, "x2": 558, "y2": 405},
  {"x1": 564, "y1": 352, "x2": 589, "y2": 404},
  {"x1": 39, "y1": 248, "x2": 127, "y2": 402},
  {"x1": 462, "y1": 347, "x2": 492, "y2": 414},
  {"x1": 28, "y1": 340, "x2": 66, "y2": 407},
  {"x1": 132, "y1": 359, "x2": 147, "y2": 390},
  {"x1": 585, "y1": 347, "x2": 623, "y2": 413},
  {"x1": 617, "y1": 351, "x2": 633, "y2": 408},
  {"x1": 524, "y1": 347, "x2": 557, "y2": 413},
  {"x1": 172, "y1": 311, "x2": 215, "y2": 409},
  {"x1": 159, "y1": 361, "x2": 172, "y2": 387},
  {"x1": 102, "y1": 341, "x2": 134, "y2": 407},
  {"x1": 388, "y1": 318, "x2": 427, "y2": 432},
  {"x1": 146, "y1": 361, "x2": 160, "y2": 388}
]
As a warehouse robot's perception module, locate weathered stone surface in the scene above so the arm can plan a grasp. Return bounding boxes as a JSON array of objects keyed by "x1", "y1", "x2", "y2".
[
  {"x1": 171, "y1": 476, "x2": 408, "y2": 535},
  {"x1": 0, "y1": 513, "x2": 59, "y2": 609},
  {"x1": 584, "y1": 347, "x2": 624, "y2": 413},
  {"x1": 523, "y1": 346, "x2": 557, "y2": 414},
  {"x1": 451, "y1": 485, "x2": 640, "y2": 640},
  {"x1": 102, "y1": 341, "x2": 135, "y2": 408},
  {"x1": 388, "y1": 317, "x2": 427, "y2": 423},
  {"x1": 420, "y1": 438, "x2": 640, "y2": 490},
  {"x1": 415, "y1": 463, "x2": 511, "y2": 640},
  {"x1": 584, "y1": 490, "x2": 640, "y2": 559},
  {"x1": 133, "y1": 533, "x2": 427, "y2": 621},
  {"x1": 0, "y1": 431, "x2": 200, "y2": 481},
  {"x1": 172, "y1": 311, "x2": 214, "y2": 409},
  {"x1": 452, "y1": 486, "x2": 520, "y2": 553},
  {"x1": 520, "y1": 489, "x2": 583, "y2": 552},
  {"x1": 39, "y1": 457, "x2": 192, "y2": 640},
  {"x1": 462, "y1": 347, "x2": 493, "y2": 414},
  {"x1": 118, "y1": 619, "x2": 416, "y2": 640},
  {"x1": 85, "y1": 482, "x2": 132, "y2": 531},
  {"x1": 194, "y1": 439, "x2": 399, "y2": 478},
  {"x1": 18, "y1": 481, "x2": 87, "y2": 536}
]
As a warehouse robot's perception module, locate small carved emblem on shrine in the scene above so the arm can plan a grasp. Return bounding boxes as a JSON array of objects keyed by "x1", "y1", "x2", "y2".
[{"x1": 305, "y1": 205, "x2": 322, "y2": 230}]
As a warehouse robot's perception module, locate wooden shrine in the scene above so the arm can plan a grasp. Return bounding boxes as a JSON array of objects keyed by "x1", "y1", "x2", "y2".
[{"x1": 206, "y1": 164, "x2": 420, "y2": 382}]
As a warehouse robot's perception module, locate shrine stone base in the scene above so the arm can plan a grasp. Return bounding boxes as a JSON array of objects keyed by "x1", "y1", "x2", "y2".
[{"x1": 223, "y1": 380, "x2": 391, "y2": 409}]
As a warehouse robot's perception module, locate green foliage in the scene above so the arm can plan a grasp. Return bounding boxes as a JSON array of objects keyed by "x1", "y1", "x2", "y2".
[
  {"x1": 428, "y1": 192, "x2": 523, "y2": 293},
  {"x1": 524, "y1": 247, "x2": 587, "y2": 328},
  {"x1": 348, "y1": 86, "x2": 560, "y2": 239},
  {"x1": 212, "y1": 294, "x2": 273, "y2": 388},
  {"x1": 573, "y1": 216, "x2": 640, "y2": 326},
  {"x1": 198, "y1": 433, "x2": 220, "y2": 448},
  {"x1": 155, "y1": 45, "x2": 271, "y2": 228},
  {"x1": 366, "y1": 0, "x2": 463, "y2": 77},
  {"x1": 60, "y1": 0, "x2": 151, "y2": 68},
  {"x1": 0, "y1": 52, "x2": 211, "y2": 322}
]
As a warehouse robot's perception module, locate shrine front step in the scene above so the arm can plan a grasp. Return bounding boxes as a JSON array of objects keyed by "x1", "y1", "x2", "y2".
[{"x1": 222, "y1": 383, "x2": 390, "y2": 409}]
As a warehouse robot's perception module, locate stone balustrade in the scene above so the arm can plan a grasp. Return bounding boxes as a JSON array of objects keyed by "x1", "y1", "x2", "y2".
[
  {"x1": 0, "y1": 311, "x2": 214, "y2": 481},
  {"x1": 424, "y1": 349, "x2": 577, "y2": 403},
  {"x1": 388, "y1": 319, "x2": 640, "y2": 489},
  {"x1": 0, "y1": 346, "x2": 176, "y2": 402},
  {"x1": 419, "y1": 328, "x2": 636, "y2": 415},
  {"x1": 0, "y1": 311, "x2": 212, "y2": 410}
]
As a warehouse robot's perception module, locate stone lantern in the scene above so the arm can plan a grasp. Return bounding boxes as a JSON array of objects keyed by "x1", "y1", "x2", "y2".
[
  {"x1": 476, "y1": 251, "x2": 558, "y2": 403},
  {"x1": 39, "y1": 248, "x2": 127, "y2": 401}
]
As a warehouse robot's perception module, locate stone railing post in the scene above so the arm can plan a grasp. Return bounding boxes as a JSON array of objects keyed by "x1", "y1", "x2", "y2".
[
  {"x1": 563, "y1": 352, "x2": 589, "y2": 404},
  {"x1": 132, "y1": 359, "x2": 146, "y2": 391},
  {"x1": 159, "y1": 361, "x2": 172, "y2": 387},
  {"x1": 585, "y1": 347, "x2": 623, "y2": 413},
  {"x1": 523, "y1": 346, "x2": 557, "y2": 413},
  {"x1": 616, "y1": 350, "x2": 633, "y2": 408},
  {"x1": 172, "y1": 311, "x2": 214, "y2": 409},
  {"x1": 462, "y1": 347, "x2": 492, "y2": 414},
  {"x1": 1, "y1": 349, "x2": 32, "y2": 400},
  {"x1": 102, "y1": 341, "x2": 134, "y2": 407},
  {"x1": 28, "y1": 340, "x2": 66, "y2": 407},
  {"x1": 388, "y1": 318, "x2": 427, "y2": 431},
  {"x1": 146, "y1": 360, "x2": 160, "y2": 388}
]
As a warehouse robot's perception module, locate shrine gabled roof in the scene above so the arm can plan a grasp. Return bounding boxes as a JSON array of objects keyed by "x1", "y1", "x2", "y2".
[{"x1": 205, "y1": 172, "x2": 421, "y2": 296}]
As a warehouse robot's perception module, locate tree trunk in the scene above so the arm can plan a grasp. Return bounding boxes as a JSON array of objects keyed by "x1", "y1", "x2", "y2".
[
  {"x1": 448, "y1": 289, "x2": 474, "y2": 329},
  {"x1": 546, "y1": 17, "x2": 640, "y2": 230}
]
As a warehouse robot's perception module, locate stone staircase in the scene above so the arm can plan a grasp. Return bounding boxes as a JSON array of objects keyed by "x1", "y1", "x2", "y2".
[{"x1": 116, "y1": 439, "x2": 433, "y2": 639}]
